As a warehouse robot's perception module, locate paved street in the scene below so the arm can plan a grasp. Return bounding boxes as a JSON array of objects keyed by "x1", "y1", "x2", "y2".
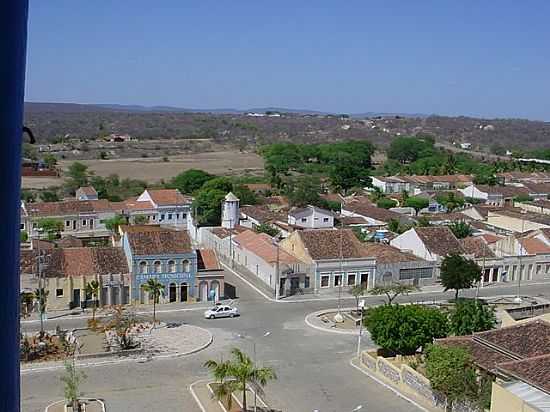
[{"x1": 21, "y1": 270, "x2": 550, "y2": 412}]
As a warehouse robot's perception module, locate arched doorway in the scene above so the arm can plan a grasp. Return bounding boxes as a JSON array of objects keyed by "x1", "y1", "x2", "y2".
[
  {"x1": 210, "y1": 281, "x2": 220, "y2": 302},
  {"x1": 140, "y1": 285, "x2": 146, "y2": 304},
  {"x1": 180, "y1": 283, "x2": 188, "y2": 302},
  {"x1": 199, "y1": 281, "x2": 208, "y2": 302},
  {"x1": 169, "y1": 283, "x2": 177, "y2": 302}
]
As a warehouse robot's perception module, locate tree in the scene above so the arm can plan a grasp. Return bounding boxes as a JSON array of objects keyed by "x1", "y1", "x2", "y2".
[
  {"x1": 388, "y1": 219, "x2": 400, "y2": 233},
  {"x1": 36, "y1": 218, "x2": 64, "y2": 240},
  {"x1": 448, "y1": 221, "x2": 473, "y2": 239},
  {"x1": 425, "y1": 345, "x2": 480, "y2": 411},
  {"x1": 43, "y1": 154, "x2": 57, "y2": 169},
  {"x1": 387, "y1": 136, "x2": 435, "y2": 163},
  {"x1": 193, "y1": 188, "x2": 226, "y2": 226},
  {"x1": 232, "y1": 184, "x2": 258, "y2": 205},
  {"x1": 65, "y1": 162, "x2": 89, "y2": 193},
  {"x1": 60, "y1": 358, "x2": 86, "y2": 412},
  {"x1": 204, "y1": 348, "x2": 277, "y2": 412},
  {"x1": 34, "y1": 287, "x2": 49, "y2": 338},
  {"x1": 20, "y1": 231, "x2": 28, "y2": 243},
  {"x1": 133, "y1": 215, "x2": 148, "y2": 225},
  {"x1": 435, "y1": 192, "x2": 465, "y2": 212},
  {"x1": 364, "y1": 304, "x2": 449, "y2": 355},
  {"x1": 368, "y1": 283, "x2": 417, "y2": 305},
  {"x1": 104, "y1": 214, "x2": 127, "y2": 232},
  {"x1": 201, "y1": 176, "x2": 234, "y2": 193},
  {"x1": 254, "y1": 223, "x2": 280, "y2": 237},
  {"x1": 514, "y1": 194, "x2": 532, "y2": 203},
  {"x1": 169, "y1": 169, "x2": 214, "y2": 194},
  {"x1": 376, "y1": 197, "x2": 397, "y2": 209},
  {"x1": 40, "y1": 190, "x2": 60, "y2": 202},
  {"x1": 328, "y1": 152, "x2": 371, "y2": 194},
  {"x1": 143, "y1": 278, "x2": 165, "y2": 325},
  {"x1": 449, "y1": 299, "x2": 496, "y2": 336},
  {"x1": 350, "y1": 285, "x2": 366, "y2": 313},
  {"x1": 284, "y1": 176, "x2": 323, "y2": 207},
  {"x1": 85, "y1": 280, "x2": 100, "y2": 324},
  {"x1": 21, "y1": 189, "x2": 36, "y2": 203},
  {"x1": 404, "y1": 196, "x2": 429, "y2": 215},
  {"x1": 440, "y1": 254, "x2": 481, "y2": 300}
]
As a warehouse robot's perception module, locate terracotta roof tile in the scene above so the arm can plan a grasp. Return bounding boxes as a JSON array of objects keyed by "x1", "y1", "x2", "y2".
[
  {"x1": 498, "y1": 354, "x2": 550, "y2": 394},
  {"x1": 42, "y1": 247, "x2": 128, "y2": 278},
  {"x1": 363, "y1": 243, "x2": 421, "y2": 263},
  {"x1": 147, "y1": 189, "x2": 191, "y2": 205},
  {"x1": 197, "y1": 249, "x2": 220, "y2": 270},
  {"x1": 518, "y1": 237, "x2": 550, "y2": 255},
  {"x1": 126, "y1": 229, "x2": 192, "y2": 255},
  {"x1": 26, "y1": 199, "x2": 113, "y2": 217},
  {"x1": 343, "y1": 201, "x2": 404, "y2": 223},
  {"x1": 414, "y1": 227, "x2": 465, "y2": 257},
  {"x1": 233, "y1": 230, "x2": 300, "y2": 265},
  {"x1": 297, "y1": 229, "x2": 372, "y2": 260},
  {"x1": 460, "y1": 237, "x2": 496, "y2": 258}
]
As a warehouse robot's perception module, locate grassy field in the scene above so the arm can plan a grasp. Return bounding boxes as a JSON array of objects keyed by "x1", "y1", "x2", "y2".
[{"x1": 57, "y1": 150, "x2": 265, "y2": 182}]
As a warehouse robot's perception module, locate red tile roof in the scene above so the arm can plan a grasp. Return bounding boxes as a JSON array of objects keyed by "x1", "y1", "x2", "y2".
[
  {"x1": 43, "y1": 247, "x2": 128, "y2": 278},
  {"x1": 414, "y1": 227, "x2": 465, "y2": 257},
  {"x1": 197, "y1": 249, "x2": 220, "y2": 270},
  {"x1": 26, "y1": 199, "x2": 113, "y2": 217},
  {"x1": 126, "y1": 228, "x2": 192, "y2": 255},
  {"x1": 297, "y1": 229, "x2": 372, "y2": 260},
  {"x1": 460, "y1": 237, "x2": 496, "y2": 258},
  {"x1": 146, "y1": 189, "x2": 191, "y2": 206},
  {"x1": 363, "y1": 243, "x2": 421, "y2": 263},
  {"x1": 518, "y1": 237, "x2": 550, "y2": 255},
  {"x1": 498, "y1": 354, "x2": 550, "y2": 394},
  {"x1": 233, "y1": 230, "x2": 300, "y2": 265}
]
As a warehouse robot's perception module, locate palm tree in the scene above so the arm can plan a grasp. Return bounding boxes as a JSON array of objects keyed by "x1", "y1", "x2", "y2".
[
  {"x1": 143, "y1": 278, "x2": 164, "y2": 325},
  {"x1": 34, "y1": 287, "x2": 49, "y2": 337},
  {"x1": 85, "y1": 280, "x2": 100, "y2": 322},
  {"x1": 204, "y1": 358, "x2": 237, "y2": 410},
  {"x1": 205, "y1": 348, "x2": 277, "y2": 412}
]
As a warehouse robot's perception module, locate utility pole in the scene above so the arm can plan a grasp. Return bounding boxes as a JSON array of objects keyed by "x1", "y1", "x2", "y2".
[
  {"x1": 335, "y1": 223, "x2": 344, "y2": 322},
  {"x1": 515, "y1": 211, "x2": 526, "y2": 303},
  {"x1": 274, "y1": 238, "x2": 280, "y2": 300}
]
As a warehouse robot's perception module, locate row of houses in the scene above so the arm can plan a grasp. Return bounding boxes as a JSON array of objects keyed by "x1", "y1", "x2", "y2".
[
  {"x1": 21, "y1": 225, "x2": 224, "y2": 310},
  {"x1": 21, "y1": 187, "x2": 192, "y2": 240}
]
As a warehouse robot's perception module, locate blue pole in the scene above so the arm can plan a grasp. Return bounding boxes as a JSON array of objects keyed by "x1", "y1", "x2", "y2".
[{"x1": 0, "y1": 1, "x2": 29, "y2": 411}]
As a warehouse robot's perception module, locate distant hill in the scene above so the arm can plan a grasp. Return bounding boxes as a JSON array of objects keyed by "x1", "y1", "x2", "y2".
[{"x1": 23, "y1": 102, "x2": 550, "y2": 153}]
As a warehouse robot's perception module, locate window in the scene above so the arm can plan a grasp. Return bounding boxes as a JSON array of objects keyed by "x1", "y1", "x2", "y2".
[
  {"x1": 304, "y1": 276, "x2": 310, "y2": 289},
  {"x1": 537, "y1": 265, "x2": 542, "y2": 274},
  {"x1": 176, "y1": 213, "x2": 180, "y2": 220},
  {"x1": 323, "y1": 217, "x2": 329, "y2": 222},
  {"x1": 347, "y1": 274, "x2": 356, "y2": 286},
  {"x1": 182, "y1": 259, "x2": 190, "y2": 272},
  {"x1": 168, "y1": 260, "x2": 176, "y2": 273},
  {"x1": 89, "y1": 219, "x2": 94, "y2": 228},
  {"x1": 139, "y1": 261, "x2": 148, "y2": 274},
  {"x1": 399, "y1": 267, "x2": 433, "y2": 280},
  {"x1": 56, "y1": 288, "x2": 63, "y2": 297},
  {"x1": 334, "y1": 273, "x2": 342, "y2": 287},
  {"x1": 152, "y1": 215, "x2": 156, "y2": 221},
  {"x1": 154, "y1": 261, "x2": 162, "y2": 273},
  {"x1": 527, "y1": 264, "x2": 533, "y2": 280},
  {"x1": 301, "y1": 217, "x2": 307, "y2": 223},
  {"x1": 20, "y1": 223, "x2": 25, "y2": 230},
  {"x1": 182, "y1": 213, "x2": 187, "y2": 219},
  {"x1": 511, "y1": 265, "x2": 516, "y2": 281},
  {"x1": 66, "y1": 220, "x2": 71, "y2": 227},
  {"x1": 82, "y1": 219, "x2": 87, "y2": 226},
  {"x1": 168, "y1": 213, "x2": 173, "y2": 220},
  {"x1": 320, "y1": 275, "x2": 330, "y2": 288},
  {"x1": 160, "y1": 214, "x2": 165, "y2": 221}
]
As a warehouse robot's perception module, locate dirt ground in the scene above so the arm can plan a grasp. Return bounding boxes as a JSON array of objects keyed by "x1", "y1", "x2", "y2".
[
  {"x1": 56, "y1": 150, "x2": 265, "y2": 183},
  {"x1": 22, "y1": 176, "x2": 64, "y2": 189}
]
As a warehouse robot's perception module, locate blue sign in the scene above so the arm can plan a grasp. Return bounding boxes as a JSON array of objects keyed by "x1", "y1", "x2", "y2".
[{"x1": 136, "y1": 272, "x2": 192, "y2": 283}]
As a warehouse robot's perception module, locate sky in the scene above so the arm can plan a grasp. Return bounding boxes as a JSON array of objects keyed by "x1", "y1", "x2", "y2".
[{"x1": 26, "y1": 1, "x2": 550, "y2": 120}]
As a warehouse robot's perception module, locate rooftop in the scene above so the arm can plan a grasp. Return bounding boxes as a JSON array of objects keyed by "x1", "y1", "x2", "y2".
[
  {"x1": 343, "y1": 200, "x2": 404, "y2": 223},
  {"x1": 297, "y1": 228, "x2": 372, "y2": 260},
  {"x1": 43, "y1": 247, "x2": 129, "y2": 278},
  {"x1": 25, "y1": 199, "x2": 114, "y2": 217},
  {"x1": 414, "y1": 226, "x2": 465, "y2": 257},
  {"x1": 197, "y1": 249, "x2": 221, "y2": 271},
  {"x1": 146, "y1": 189, "x2": 191, "y2": 206},
  {"x1": 460, "y1": 237, "x2": 496, "y2": 258},
  {"x1": 363, "y1": 243, "x2": 421, "y2": 264},
  {"x1": 126, "y1": 228, "x2": 192, "y2": 255},
  {"x1": 233, "y1": 230, "x2": 300, "y2": 265},
  {"x1": 499, "y1": 355, "x2": 550, "y2": 395}
]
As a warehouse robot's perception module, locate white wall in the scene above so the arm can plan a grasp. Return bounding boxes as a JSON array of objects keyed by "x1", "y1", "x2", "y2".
[{"x1": 390, "y1": 229, "x2": 438, "y2": 261}]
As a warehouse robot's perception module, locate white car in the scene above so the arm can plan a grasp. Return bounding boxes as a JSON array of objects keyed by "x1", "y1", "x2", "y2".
[{"x1": 204, "y1": 305, "x2": 239, "y2": 319}]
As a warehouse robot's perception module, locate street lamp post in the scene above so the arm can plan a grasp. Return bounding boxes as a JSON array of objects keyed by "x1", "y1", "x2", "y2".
[
  {"x1": 356, "y1": 299, "x2": 365, "y2": 358},
  {"x1": 238, "y1": 331, "x2": 271, "y2": 412},
  {"x1": 515, "y1": 211, "x2": 526, "y2": 304}
]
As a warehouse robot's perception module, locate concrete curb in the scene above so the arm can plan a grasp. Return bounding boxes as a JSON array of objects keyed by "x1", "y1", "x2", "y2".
[
  {"x1": 21, "y1": 326, "x2": 213, "y2": 374},
  {"x1": 189, "y1": 379, "x2": 209, "y2": 412},
  {"x1": 304, "y1": 308, "x2": 362, "y2": 335},
  {"x1": 45, "y1": 398, "x2": 106, "y2": 412}
]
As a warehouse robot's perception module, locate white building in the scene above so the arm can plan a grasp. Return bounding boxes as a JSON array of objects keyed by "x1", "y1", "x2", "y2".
[
  {"x1": 287, "y1": 206, "x2": 334, "y2": 229},
  {"x1": 221, "y1": 192, "x2": 240, "y2": 229}
]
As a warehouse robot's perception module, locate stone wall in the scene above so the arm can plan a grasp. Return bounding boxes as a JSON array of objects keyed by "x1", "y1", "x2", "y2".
[{"x1": 360, "y1": 351, "x2": 480, "y2": 412}]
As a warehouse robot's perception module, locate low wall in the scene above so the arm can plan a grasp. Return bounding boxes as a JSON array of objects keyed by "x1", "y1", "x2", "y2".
[{"x1": 360, "y1": 352, "x2": 479, "y2": 412}]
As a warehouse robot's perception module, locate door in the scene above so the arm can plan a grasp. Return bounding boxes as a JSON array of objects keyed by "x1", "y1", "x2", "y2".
[
  {"x1": 290, "y1": 277, "x2": 299, "y2": 293},
  {"x1": 200, "y1": 282, "x2": 208, "y2": 302},
  {"x1": 279, "y1": 278, "x2": 285, "y2": 297},
  {"x1": 360, "y1": 273, "x2": 369, "y2": 287},
  {"x1": 169, "y1": 283, "x2": 177, "y2": 302},
  {"x1": 73, "y1": 289, "x2": 81, "y2": 307},
  {"x1": 180, "y1": 283, "x2": 188, "y2": 302}
]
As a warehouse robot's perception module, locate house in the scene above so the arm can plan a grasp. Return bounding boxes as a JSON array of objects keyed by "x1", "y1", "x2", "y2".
[
  {"x1": 240, "y1": 205, "x2": 287, "y2": 230},
  {"x1": 461, "y1": 205, "x2": 504, "y2": 221},
  {"x1": 22, "y1": 198, "x2": 120, "y2": 240},
  {"x1": 280, "y1": 229, "x2": 376, "y2": 292},
  {"x1": 520, "y1": 182, "x2": 550, "y2": 200},
  {"x1": 460, "y1": 142, "x2": 472, "y2": 150},
  {"x1": 20, "y1": 246, "x2": 130, "y2": 310},
  {"x1": 371, "y1": 176, "x2": 412, "y2": 194},
  {"x1": 287, "y1": 205, "x2": 334, "y2": 229},
  {"x1": 459, "y1": 184, "x2": 529, "y2": 206},
  {"x1": 196, "y1": 249, "x2": 224, "y2": 302},
  {"x1": 341, "y1": 197, "x2": 413, "y2": 228},
  {"x1": 364, "y1": 243, "x2": 436, "y2": 287},
  {"x1": 124, "y1": 189, "x2": 192, "y2": 228},
  {"x1": 436, "y1": 320, "x2": 550, "y2": 412},
  {"x1": 486, "y1": 209, "x2": 550, "y2": 234},
  {"x1": 497, "y1": 171, "x2": 550, "y2": 185},
  {"x1": 76, "y1": 186, "x2": 98, "y2": 201},
  {"x1": 371, "y1": 175, "x2": 473, "y2": 195},
  {"x1": 390, "y1": 226, "x2": 466, "y2": 263},
  {"x1": 122, "y1": 226, "x2": 199, "y2": 303},
  {"x1": 517, "y1": 199, "x2": 550, "y2": 215},
  {"x1": 231, "y1": 230, "x2": 307, "y2": 296}
]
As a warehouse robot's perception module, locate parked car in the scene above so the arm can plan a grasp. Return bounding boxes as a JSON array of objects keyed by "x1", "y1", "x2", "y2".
[{"x1": 204, "y1": 305, "x2": 239, "y2": 319}]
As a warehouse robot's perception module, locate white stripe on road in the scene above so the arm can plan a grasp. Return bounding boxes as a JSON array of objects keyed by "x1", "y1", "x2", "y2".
[{"x1": 189, "y1": 379, "x2": 209, "y2": 412}]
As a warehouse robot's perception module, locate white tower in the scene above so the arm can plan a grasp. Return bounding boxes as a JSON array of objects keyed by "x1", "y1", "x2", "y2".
[{"x1": 221, "y1": 192, "x2": 239, "y2": 229}]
